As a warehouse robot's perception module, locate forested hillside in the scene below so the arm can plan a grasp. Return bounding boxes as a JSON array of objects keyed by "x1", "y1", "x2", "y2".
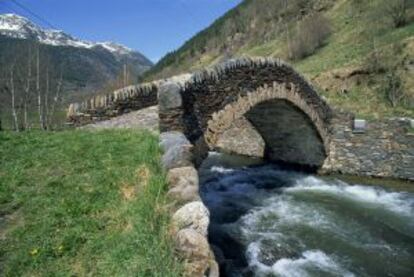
[
  {"x1": 145, "y1": 0, "x2": 414, "y2": 118},
  {"x1": 0, "y1": 14, "x2": 153, "y2": 130},
  {"x1": 0, "y1": 39, "x2": 143, "y2": 130}
]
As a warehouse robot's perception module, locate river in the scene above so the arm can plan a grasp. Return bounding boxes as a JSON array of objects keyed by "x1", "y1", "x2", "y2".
[{"x1": 199, "y1": 152, "x2": 414, "y2": 277}]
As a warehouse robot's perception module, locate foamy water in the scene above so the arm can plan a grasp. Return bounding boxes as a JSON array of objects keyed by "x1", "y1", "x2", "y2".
[
  {"x1": 247, "y1": 245, "x2": 355, "y2": 277},
  {"x1": 287, "y1": 176, "x2": 414, "y2": 217},
  {"x1": 200, "y1": 153, "x2": 414, "y2": 277},
  {"x1": 211, "y1": 166, "x2": 235, "y2": 174}
]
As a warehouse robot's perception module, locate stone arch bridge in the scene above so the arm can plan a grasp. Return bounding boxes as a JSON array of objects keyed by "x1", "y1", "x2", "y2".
[
  {"x1": 158, "y1": 58, "x2": 331, "y2": 169},
  {"x1": 68, "y1": 57, "x2": 414, "y2": 179}
]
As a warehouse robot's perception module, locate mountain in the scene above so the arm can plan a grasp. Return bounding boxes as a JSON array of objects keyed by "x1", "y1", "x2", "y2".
[
  {"x1": 0, "y1": 13, "x2": 153, "y2": 92},
  {"x1": 145, "y1": 0, "x2": 414, "y2": 118}
]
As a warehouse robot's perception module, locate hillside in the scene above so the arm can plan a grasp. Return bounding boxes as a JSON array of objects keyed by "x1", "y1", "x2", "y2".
[
  {"x1": 145, "y1": 0, "x2": 414, "y2": 118},
  {"x1": 0, "y1": 36, "x2": 151, "y2": 93}
]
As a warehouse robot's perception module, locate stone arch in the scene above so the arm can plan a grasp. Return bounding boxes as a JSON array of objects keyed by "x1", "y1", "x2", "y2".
[
  {"x1": 205, "y1": 83, "x2": 329, "y2": 167},
  {"x1": 205, "y1": 83, "x2": 329, "y2": 150},
  {"x1": 159, "y1": 57, "x2": 333, "y2": 168}
]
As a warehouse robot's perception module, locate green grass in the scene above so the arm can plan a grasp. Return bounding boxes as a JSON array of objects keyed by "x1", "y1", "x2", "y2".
[
  {"x1": 296, "y1": 15, "x2": 414, "y2": 76},
  {"x1": 0, "y1": 130, "x2": 182, "y2": 277}
]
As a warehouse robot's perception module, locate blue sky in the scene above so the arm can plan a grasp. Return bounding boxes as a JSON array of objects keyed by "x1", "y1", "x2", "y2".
[{"x1": 0, "y1": 0, "x2": 242, "y2": 62}]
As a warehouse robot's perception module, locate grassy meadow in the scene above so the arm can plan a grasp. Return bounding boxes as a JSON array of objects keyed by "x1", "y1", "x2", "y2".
[{"x1": 0, "y1": 130, "x2": 182, "y2": 276}]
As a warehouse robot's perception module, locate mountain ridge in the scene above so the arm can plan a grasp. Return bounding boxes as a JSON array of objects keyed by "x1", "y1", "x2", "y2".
[
  {"x1": 0, "y1": 13, "x2": 148, "y2": 60},
  {"x1": 0, "y1": 13, "x2": 153, "y2": 94}
]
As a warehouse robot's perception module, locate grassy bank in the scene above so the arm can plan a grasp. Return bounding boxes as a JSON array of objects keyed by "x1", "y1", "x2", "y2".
[{"x1": 0, "y1": 130, "x2": 182, "y2": 276}]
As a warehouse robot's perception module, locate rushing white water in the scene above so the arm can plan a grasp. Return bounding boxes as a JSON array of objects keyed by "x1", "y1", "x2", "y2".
[
  {"x1": 200, "y1": 152, "x2": 414, "y2": 277},
  {"x1": 288, "y1": 176, "x2": 414, "y2": 218},
  {"x1": 211, "y1": 166, "x2": 235, "y2": 174},
  {"x1": 247, "y1": 246, "x2": 355, "y2": 277}
]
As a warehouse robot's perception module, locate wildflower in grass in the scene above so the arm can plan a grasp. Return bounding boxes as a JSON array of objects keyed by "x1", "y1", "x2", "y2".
[{"x1": 30, "y1": 248, "x2": 39, "y2": 256}]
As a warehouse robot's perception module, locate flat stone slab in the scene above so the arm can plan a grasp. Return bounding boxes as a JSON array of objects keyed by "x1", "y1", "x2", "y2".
[{"x1": 81, "y1": 106, "x2": 159, "y2": 132}]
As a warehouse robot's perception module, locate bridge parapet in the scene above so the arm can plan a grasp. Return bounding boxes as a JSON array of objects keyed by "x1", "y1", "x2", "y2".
[
  {"x1": 67, "y1": 74, "x2": 192, "y2": 126},
  {"x1": 67, "y1": 83, "x2": 158, "y2": 126}
]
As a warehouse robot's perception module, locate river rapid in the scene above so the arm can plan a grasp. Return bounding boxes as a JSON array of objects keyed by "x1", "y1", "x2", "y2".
[{"x1": 199, "y1": 152, "x2": 414, "y2": 277}]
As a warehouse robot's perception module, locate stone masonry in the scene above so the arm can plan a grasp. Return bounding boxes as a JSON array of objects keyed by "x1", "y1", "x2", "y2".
[{"x1": 323, "y1": 112, "x2": 414, "y2": 180}]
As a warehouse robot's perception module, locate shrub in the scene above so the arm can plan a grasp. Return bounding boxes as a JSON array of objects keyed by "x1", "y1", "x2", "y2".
[
  {"x1": 384, "y1": 72, "x2": 405, "y2": 107},
  {"x1": 289, "y1": 13, "x2": 332, "y2": 60},
  {"x1": 387, "y1": 0, "x2": 409, "y2": 28},
  {"x1": 364, "y1": 42, "x2": 405, "y2": 74},
  {"x1": 364, "y1": 45, "x2": 387, "y2": 74}
]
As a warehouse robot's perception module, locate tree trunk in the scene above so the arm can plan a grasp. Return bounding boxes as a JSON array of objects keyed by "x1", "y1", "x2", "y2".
[
  {"x1": 49, "y1": 71, "x2": 63, "y2": 130},
  {"x1": 0, "y1": 107, "x2": 3, "y2": 131},
  {"x1": 10, "y1": 66, "x2": 19, "y2": 132},
  {"x1": 24, "y1": 103, "x2": 28, "y2": 130},
  {"x1": 123, "y1": 63, "x2": 127, "y2": 87},
  {"x1": 36, "y1": 46, "x2": 45, "y2": 130},
  {"x1": 24, "y1": 46, "x2": 32, "y2": 130},
  {"x1": 286, "y1": 23, "x2": 292, "y2": 59},
  {"x1": 45, "y1": 69, "x2": 50, "y2": 129}
]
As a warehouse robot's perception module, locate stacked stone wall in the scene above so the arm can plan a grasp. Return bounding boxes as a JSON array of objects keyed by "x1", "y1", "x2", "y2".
[
  {"x1": 159, "y1": 131, "x2": 219, "y2": 277},
  {"x1": 67, "y1": 83, "x2": 158, "y2": 126},
  {"x1": 67, "y1": 74, "x2": 192, "y2": 126},
  {"x1": 323, "y1": 113, "x2": 414, "y2": 180}
]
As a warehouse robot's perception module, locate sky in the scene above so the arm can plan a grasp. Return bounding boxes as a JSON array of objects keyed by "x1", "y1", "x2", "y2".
[{"x1": 0, "y1": 0, "x2": 242, "y2": 62}]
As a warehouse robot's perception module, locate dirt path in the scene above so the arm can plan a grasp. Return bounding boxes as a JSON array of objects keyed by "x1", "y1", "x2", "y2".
[{"x1": 82, "y1": 105, "x2": 159, "y2": 132}]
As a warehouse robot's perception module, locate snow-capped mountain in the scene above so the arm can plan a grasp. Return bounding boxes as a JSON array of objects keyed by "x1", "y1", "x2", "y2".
[
  {"x1": 0, "y1": 13, "x2": 153, "y2": 93},
  {"x1": 0, "y1": 13, "x2": 136, "y2": 57}
]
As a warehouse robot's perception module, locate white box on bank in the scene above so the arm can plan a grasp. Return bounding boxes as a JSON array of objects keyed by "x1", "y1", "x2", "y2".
[{"x1": 353, "y1": 119, "x2": 366, "y2": 134}]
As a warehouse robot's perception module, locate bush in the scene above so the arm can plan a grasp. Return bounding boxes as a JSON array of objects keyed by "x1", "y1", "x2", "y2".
[
  {"x1": 364, "y1": 46, "x2": 387, "y2": 74},
  {"x1": 387, "y1": 0, "x2": 409, "y2": 28},
  {"x1": 384, "y1": 72, "x2": 405, "y2": 107},
  {"x1": 364, "y1": 42, "x2": 405, "y2": 74},
  {"x1": 289, "y1": 13, "x2": 332, "y2": 60}
]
